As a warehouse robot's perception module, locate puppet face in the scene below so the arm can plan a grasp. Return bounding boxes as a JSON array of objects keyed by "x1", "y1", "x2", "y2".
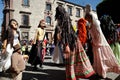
[
  {"x1": 85, "y1": 14, "x2": 92, "y2": 29},
  {"x1": 40, "y1": 21, "x2": 46, "y2": 27},
  {"x1": 38, "y1": 20, "x2": 46, "y2": 28},
  {"x1": 85, "y1": 15, "x2": 92, "y2": 23},
  {"x1": 11, "y1": 20, "x2": 18, "y2": 29}
]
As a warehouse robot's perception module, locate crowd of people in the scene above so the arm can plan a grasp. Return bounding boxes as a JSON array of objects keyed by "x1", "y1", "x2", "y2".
[{"x1": 0, "y1": 4, "x2": 120, "y2": 80}]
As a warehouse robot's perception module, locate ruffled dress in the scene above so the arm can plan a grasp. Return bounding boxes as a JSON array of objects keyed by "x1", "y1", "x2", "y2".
[
  {"x1": 65, "y1": 38, "x2": 95, "y2": 80},
  {"x1": 88, "y1": 12, "x2": 120, "y2": 78}
]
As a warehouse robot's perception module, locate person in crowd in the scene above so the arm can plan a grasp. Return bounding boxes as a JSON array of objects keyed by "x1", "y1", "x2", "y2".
[
  {"x1": 1, "y1": 19, "x2": 21, "y2": 71},
  {"x1": 85, "y1": 4, "x2": 120, "y2": 78},
  {"x1": 26, "y1": 40, "x2": 34, "y2": 55},
  {"x1": 55, "y1": 5, "x2": 95, "y2": 80},
  {"x1": 11, "y1": 44, "x2": 26, "y2": 80},
  {"x1": 28, "y1": 19, "x2": 46, "y2": 70},
  {"x1": 28, "y1": 40, "x2": 36, "y2": 66},
  {"x1": 42, "y1": 36, "x2": 47, "y2": 62},
  {"x1": 21, "y1": 42, "x2": 27, "y2": 55},
  {"x1": 52, "y1": 26, "x2": 64, "y2": 64}
]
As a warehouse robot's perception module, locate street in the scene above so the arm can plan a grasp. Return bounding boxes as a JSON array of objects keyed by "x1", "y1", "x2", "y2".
[
  {"x1": 22, "y1": 55, "x2": 66, "y2": 80},
  {"x1": 22, "y1": 55, "x2": 120, "y2": 80},
  {"x1": 0, "y1": 55, "x2": 120, "y2": 80}
]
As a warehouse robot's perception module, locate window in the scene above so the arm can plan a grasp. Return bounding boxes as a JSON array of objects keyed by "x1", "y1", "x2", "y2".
[
  {"x1": 57, "y1": 3, "x2": 63, "y2": 6},
  {"x1": 22, "y1": 32, "x2": 29, "y2": 40},
  {"x1": 46, "y1": 16, "x2": 51, "y2": 25},
  {"x1": 76, "y1": 8, "x2": 80, "y2": 17},
  {"x1": 46, "y1": 3, "x2": 51, "y2": 11},
  {"x1": 22, "y1": 0, "x2": 29, "y2": 6},
  {"x1": 67, "y1": 6, "x2": 72, "y2": 16},
  {"x1": 19, "y1": 11, "x2": 31, "y2": 28},
  {"x1": 22, "y1": 14, "x2": 29, "y2": 26}
]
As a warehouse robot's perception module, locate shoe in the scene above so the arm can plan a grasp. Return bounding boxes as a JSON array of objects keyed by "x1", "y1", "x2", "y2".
[
  {"x1": 39, "y1": 65, "x2": 43, "y2": 69},
  {"x1": 33, "y1": 66, "x2": 39, "y2": 70}
]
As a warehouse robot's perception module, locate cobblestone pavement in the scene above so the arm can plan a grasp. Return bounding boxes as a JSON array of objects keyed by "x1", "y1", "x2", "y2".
[{"x1": 0, "y1": 55, "x2": 120, "y2": 80}]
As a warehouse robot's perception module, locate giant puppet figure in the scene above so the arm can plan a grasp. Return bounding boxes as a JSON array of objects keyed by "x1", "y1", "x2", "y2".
[{"x1": 54, "y1": 5, "x2": 95, "y2": 80}]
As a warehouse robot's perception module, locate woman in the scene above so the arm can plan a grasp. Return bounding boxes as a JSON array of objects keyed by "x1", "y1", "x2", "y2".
[
  {"x1": 1, "y1": 19, "x2": 21, "y2": 71},
  {"x1": 29, "y1": 19, "x2": 46, "y2": 70},
  {"x1": 85, "y1": 4, "x2": 120, "y2": 78},
  {"x1": 55, "y1": 5, "x2": 95, "y2": 80}
]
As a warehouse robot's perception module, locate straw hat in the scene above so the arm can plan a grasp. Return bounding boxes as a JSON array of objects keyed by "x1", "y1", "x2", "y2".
[{"x1": 13, "y1": 44, "x2": 21, "y2": 52}]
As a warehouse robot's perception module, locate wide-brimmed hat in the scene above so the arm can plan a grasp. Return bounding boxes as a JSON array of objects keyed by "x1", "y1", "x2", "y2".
[{"x1": 13, "y1": 44, "x2": 21, "y2": 52}]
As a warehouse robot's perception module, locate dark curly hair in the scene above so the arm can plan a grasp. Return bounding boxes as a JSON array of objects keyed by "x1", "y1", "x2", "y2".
[
  {"x1": 100, "y1": 15, "x2": 117, "y2": 44},
  {"x1": 55, "y1": 5, "x2": 77, "y2": 51}
]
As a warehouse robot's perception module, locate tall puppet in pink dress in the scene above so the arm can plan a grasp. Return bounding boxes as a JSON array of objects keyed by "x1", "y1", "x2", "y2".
[{"x1": 85, "y1": 4, "x2": 120, "y2": 78}]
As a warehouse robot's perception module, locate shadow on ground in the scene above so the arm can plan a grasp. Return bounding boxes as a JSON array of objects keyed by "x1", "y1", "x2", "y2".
[{"x1": 23, "y1": 64, "x2": 66, "y2": 80}]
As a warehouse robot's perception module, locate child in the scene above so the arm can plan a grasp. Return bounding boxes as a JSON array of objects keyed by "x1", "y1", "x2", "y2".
[{"x1": 11, "y1": 44, "x2": 26, "y2": 80}]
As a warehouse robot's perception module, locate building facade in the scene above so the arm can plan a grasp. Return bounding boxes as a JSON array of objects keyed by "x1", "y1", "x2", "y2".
[{"x1": 2, "y1": 0, "x2": 86, "y2": 43}]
